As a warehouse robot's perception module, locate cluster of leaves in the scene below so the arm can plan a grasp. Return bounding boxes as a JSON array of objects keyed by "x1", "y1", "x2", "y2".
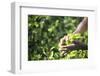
[
  {"x1": 28, "y1": 15, "x2": 88, "y2": 60},
  {"x1": 65, "y1": 33, "x2": 88, "y2": 45},
  {"x1": 65, "y1": 33, "x2": 82, "y2": 45}
]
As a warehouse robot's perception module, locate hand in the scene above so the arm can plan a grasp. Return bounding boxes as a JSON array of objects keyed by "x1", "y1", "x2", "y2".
[{"x1": 59, "y1": 40, "x2": 87, "y2": 51}]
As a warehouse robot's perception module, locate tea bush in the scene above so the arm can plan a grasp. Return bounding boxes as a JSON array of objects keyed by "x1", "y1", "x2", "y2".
[{"x1": 28, "y1": 15, "x2": 88, "y2": 60}]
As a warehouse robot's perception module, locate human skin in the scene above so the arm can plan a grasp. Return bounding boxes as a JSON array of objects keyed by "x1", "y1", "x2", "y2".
[
  {"x1": 59, "y1": 17, "x2": 88, "y2": 51},
  {"x1": 73, "y1": 17, "x2": 88, "y2": 34}
]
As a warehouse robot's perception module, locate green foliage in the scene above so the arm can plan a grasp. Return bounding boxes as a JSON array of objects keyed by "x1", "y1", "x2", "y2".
[
  {"x1": 28, "y1": 15, "x2": 88, "y2": 60},
  {"x1": 65, "y1": 33, "x2": 82, "y2": 45}
]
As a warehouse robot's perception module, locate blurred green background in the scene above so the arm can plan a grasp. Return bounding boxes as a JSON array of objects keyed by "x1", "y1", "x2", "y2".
[{"x1": 28, "y1": 15, "x2": 88, "y2": 61}]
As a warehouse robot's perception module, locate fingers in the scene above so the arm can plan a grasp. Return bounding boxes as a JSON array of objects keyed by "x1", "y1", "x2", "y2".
[
  {"x1": 58, "y1": 39, "x2": 66, "y2": 51},
  {"x1": 58, "y1": 46, "x2": 67, "y2": 51},
  {"x1": 58, "y1": 35, "x2": 69, "y2": 51},
  {"x1": 59, "y1": 35, "x2": 68, "y2": 45},
  {"x1": 59, "y1": 44, "x2": 81, "y2": 51},
  {"x1": 64, "y1": 35, "x2": 69, "y2": 41},
  {"x1": 58, "y1": 37, "x2": 65, "y2": 47},
  {"x1": 60, "y1": 44, "x2": 76, "y2": 51}
]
